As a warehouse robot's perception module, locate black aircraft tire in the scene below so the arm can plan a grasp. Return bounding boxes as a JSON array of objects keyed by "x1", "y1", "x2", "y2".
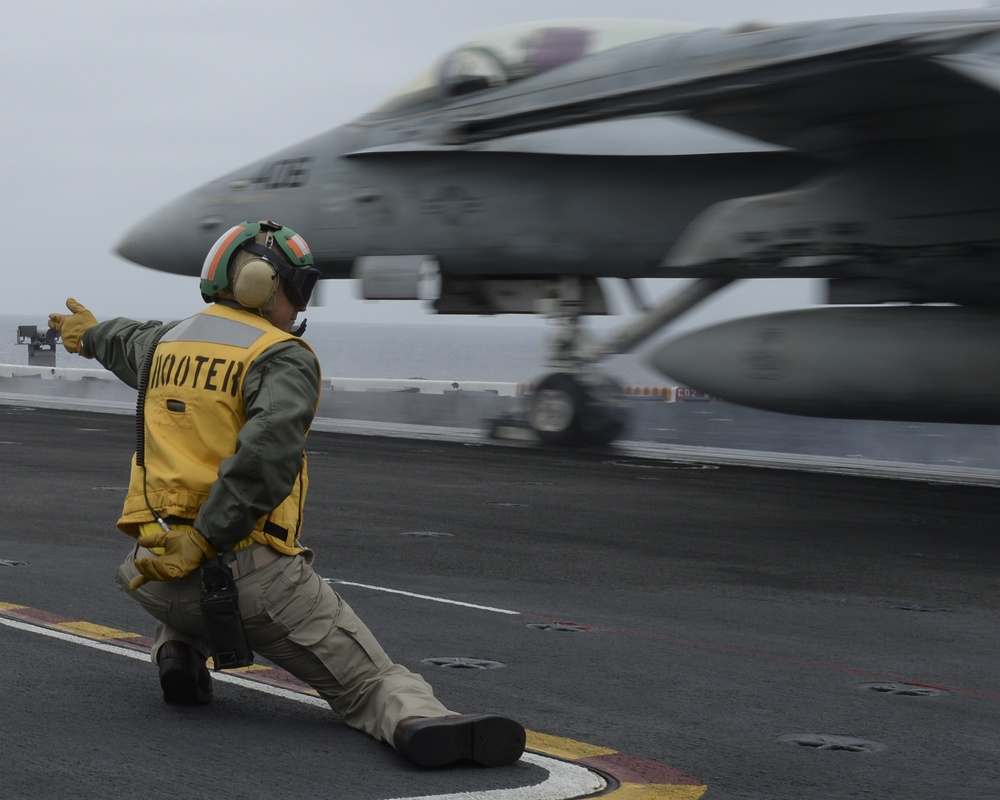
[
  {"x1": 529, "y1": 372, "x2": 585, "y2": 446},
  {"x1": 578, "y1": 373, "x2": 628, "y2": 446},
  {"x1": 529, "y1": 372, "x2": 628, "y2": 447}
]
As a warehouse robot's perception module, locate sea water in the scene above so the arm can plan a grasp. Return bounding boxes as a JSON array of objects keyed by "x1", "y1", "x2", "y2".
[{"x1": 0, "y1": 315, "x2": 666, "y2": 386}]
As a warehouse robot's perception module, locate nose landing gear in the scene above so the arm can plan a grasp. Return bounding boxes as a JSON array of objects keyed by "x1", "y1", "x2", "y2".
[
  {"x1": 490, "y1": 276, "x2": 733, "y2": 447},
  {"x1": 493, "y1": 371, "x2": 628, "y2": 447}
]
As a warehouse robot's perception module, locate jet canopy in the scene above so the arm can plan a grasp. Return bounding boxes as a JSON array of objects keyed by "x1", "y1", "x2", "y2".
[{"x1": 370, "y1": 19, "x2": 700, "y2": 115}]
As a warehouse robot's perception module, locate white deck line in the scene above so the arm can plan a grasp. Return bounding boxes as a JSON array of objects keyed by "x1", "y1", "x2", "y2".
[{"x1": 1, "y1": 615, "x2": 607, "y2": 800}]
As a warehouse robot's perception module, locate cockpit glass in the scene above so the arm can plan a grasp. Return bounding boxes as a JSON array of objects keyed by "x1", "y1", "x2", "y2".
[{"x1": 369, "y1": 19, "x2": 699, "y2": 115}]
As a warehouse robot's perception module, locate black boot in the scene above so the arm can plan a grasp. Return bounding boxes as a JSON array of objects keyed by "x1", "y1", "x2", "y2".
[
  {"x1": 394, "y1": 714, "x2": 526, "y2": 767},
  {"x1": 157, "y1": 641, "x2": 213, "y2": 705}
]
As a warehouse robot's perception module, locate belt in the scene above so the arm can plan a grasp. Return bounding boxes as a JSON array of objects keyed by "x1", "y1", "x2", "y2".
[
  {"x1": 165, "y1": 517, "x2": 288, "y2": 540},
  {"x1": 222, "y1": 543, "x2": 286, "y2": 580}
]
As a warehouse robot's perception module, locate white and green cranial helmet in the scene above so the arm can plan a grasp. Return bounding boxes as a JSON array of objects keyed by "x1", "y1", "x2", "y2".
[{"x1": 200, "y1": 220, "x2": 319, "y2": 307}]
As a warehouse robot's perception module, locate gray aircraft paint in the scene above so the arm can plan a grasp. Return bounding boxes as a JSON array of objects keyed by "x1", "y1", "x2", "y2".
[{"x1": 115, "y1": 9, "x2": 1000, "y2": 441}]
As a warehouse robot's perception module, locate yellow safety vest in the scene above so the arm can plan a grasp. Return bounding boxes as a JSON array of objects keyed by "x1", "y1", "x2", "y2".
[{"x1": 118, "y1": 304, "x2": 317, "y2": 555}]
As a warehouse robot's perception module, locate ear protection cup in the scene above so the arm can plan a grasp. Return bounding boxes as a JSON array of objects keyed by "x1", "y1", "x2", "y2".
[{"x1": 231, "y1": 258, "x2": 278, "y2": 308}]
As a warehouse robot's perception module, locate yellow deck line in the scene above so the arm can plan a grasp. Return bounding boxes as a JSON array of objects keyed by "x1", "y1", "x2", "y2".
[
  {"x1": 56, "y1": 621, "x2": 141, "y2": 640},
  {"x1": 4, "y1": 602, "x2": 709, "y2": 797}
]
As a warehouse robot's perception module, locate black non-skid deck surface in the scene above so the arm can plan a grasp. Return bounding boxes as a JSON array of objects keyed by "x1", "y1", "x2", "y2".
[{"x1": 2, "y1": 406, "x2": 998, "y2": 799}]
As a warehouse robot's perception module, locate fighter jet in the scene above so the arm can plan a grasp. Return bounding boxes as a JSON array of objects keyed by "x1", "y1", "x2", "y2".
[{"x1": 117, "y1": 8, "x2": 1000, "y2": 445}]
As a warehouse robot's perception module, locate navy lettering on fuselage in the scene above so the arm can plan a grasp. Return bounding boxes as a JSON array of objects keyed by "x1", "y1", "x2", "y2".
[
  {"x1": 150, "y1": 352, "x2": 243, "y2": 397},
  {"x1": 252, "y1": 157, "x2": 313, "y2": 190}
]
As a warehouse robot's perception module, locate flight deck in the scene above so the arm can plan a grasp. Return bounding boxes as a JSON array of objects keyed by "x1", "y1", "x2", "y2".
[{"x1": 2, "y1": 394, "x2": 999, "y2": 799}]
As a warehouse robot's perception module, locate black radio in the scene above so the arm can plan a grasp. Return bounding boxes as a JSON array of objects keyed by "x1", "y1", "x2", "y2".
[{"x1": 200, "y1": 558, "x2": 254, "y2": 670}]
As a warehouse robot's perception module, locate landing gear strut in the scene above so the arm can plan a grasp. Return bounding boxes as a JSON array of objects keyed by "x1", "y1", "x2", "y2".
[{"x1": 489, "y1": 276, "x2": 734, "y2": 447}]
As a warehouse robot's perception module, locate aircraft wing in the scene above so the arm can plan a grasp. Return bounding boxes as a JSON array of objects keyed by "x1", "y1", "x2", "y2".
[{"x1": 443, "y1": 18, "x2": 1000, "y2": 154}]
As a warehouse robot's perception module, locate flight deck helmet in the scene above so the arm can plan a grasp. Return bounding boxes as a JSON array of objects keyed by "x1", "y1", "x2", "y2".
[{"x1": 200, "y1": 220, "x2": 320, "y2": 309}]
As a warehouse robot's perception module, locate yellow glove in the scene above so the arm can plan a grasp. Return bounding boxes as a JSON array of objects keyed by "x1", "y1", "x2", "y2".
[
  {"x1": 129, "y1": 527, "x2": 218, "y2": 589},
  {"x1": 48, "y1": 297, "x2": 98, "y2": 357}
]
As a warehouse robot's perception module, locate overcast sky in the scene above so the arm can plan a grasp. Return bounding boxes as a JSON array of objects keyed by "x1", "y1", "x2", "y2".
[{"x1": 3, "y1": 0, "x2": 985, "y2": 329}]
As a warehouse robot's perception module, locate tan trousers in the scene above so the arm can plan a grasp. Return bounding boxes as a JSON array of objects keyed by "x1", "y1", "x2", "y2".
[{"x1": 116, "y1": 542, "x2": 453, "y2": 744}]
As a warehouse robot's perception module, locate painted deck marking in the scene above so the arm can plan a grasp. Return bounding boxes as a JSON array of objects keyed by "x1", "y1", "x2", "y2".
[
  {"x1": 1, "y1": 603, "x2": 707, "y2": 799},
  {"x1": 329, "y1": 579, "x2": 521, "y2": 615},
  {"x1": 332, "y1": 581, "x2": 1000, "y2": 701}
]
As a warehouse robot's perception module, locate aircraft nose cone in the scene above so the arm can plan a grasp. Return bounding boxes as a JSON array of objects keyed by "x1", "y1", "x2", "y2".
[
  {"x1": 116, "y1": 215, "x2": 170, "y2": 272},
  {"x1": 115, "y1": 193, "x2": 220, "y2": 276}
]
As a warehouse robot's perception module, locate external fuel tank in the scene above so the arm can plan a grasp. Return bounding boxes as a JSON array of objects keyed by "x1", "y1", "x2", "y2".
[{"x1": 650, "y1": 306, "x2": 1000, "y2": 424}]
